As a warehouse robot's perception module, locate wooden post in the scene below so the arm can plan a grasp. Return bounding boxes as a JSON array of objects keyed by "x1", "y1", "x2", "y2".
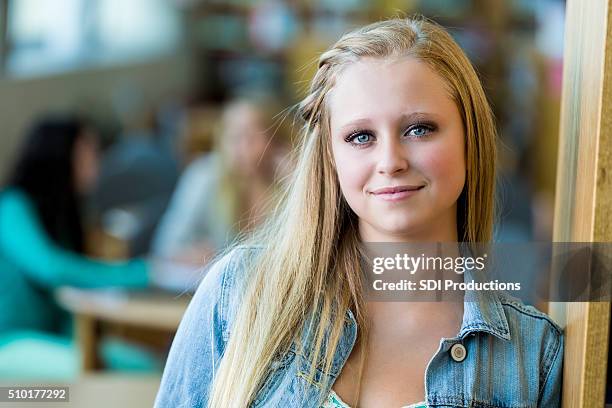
[
  {"x1": 551, "y1": 0, "x2": 612, "y2": 406},
  {"x1": 75, "y1": 314, "x2": 101, "y2": 371}
]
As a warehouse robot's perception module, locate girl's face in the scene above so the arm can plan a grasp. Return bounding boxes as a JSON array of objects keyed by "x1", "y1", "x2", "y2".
[
  {"x1": 328, "y1": 57, "x2": 466, "y2": 242},
  {"x1": 222, "y1": 103, "x2": 270, "y2": 175},
  {"x1": 73, "y1": 130, "x2": 100, "y2": 195}
]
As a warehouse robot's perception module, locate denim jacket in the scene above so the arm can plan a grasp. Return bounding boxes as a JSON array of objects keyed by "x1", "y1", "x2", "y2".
[{"x1": 155, "y1": 246, "x2": 563, "y2": 408}]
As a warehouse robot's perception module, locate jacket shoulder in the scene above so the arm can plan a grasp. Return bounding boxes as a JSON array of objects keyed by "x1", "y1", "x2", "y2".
[
  {"x1": 153, "y1": 245, "x2": 263, "y2": 408},
  {"x1": 497, "y1": 292, "x2": 563, "y2": 336},
  {"x1": 198, "y1": 245, "x2": 262, "y2": 340},
  {"x1": 497, "y1": 292, "x2": 564, "y2": 396}
]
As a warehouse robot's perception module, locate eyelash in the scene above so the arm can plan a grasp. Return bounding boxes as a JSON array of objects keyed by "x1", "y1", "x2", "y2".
[{"x1": 344, "y1": 123, "x2": 436, "y2": 147}]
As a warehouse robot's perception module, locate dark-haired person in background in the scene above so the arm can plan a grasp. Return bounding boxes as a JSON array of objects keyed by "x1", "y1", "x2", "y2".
[{"x1": 0, "y1": 116, "x2": 155, "y2": 379}]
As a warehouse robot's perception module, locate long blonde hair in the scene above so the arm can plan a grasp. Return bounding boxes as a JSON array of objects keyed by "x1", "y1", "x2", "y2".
[{"x1": 208, "y1": 17, "x2": 497, "y2": 407}]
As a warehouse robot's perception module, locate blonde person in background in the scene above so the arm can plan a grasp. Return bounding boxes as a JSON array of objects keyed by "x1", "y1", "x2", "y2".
[
  {"x1": 151, "y1": 99, "x2": 288, "y2": 266},
  {"x1": 155, "y1": 18, "x2": 563, "y2": 407}
]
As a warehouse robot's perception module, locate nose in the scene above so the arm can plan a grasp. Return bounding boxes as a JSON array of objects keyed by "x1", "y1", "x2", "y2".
[{"x1": 376, "y1": 135, "x2": 409, "y2": 176}]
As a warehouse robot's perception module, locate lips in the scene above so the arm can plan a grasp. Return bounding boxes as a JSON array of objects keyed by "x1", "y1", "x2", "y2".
[
  {"x1": 370, "y1": 185, "x2": 424, "y2": 195},
  {"x1": 368, "y1": 185, "x2": 425, "y2": 202}
]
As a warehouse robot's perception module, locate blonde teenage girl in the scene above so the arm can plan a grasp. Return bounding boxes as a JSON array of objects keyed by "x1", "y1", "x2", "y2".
[{"x1": 155, "y1": 18, "x2": 562, "y2": 408}]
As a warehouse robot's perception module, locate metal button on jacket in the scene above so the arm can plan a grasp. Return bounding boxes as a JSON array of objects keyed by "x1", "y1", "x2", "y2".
[{"x1": 450, "y1": 343, "x2": 467, "y2": 362}]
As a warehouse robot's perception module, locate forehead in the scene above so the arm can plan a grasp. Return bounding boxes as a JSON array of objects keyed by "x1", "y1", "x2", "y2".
[{"x1": 327, "y1": 57, "x2": 457, "y2": 128}]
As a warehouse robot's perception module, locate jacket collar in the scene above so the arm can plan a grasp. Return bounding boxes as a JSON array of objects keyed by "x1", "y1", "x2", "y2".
[
  {"x1": 459, "y1": 287, "x2": 511, "y2": 341},
  {"x1": 457, "y1": 265, "x2": 511, "y2": 340}
]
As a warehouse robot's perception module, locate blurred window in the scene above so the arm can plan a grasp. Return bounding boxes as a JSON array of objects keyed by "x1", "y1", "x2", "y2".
[{"x1": 5, "y1": 0, "x2": 181, "y2": 77}]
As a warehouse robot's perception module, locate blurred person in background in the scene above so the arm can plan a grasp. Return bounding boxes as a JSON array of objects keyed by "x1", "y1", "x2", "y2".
[
  {"x1": 91, "y1": 101, "x2": 179, "y2": 257},
  {"x1": 0, "y1": 115, "x2": 160, "y2": 379},
  {"x1": 152, "y1": 98, "x2": 290, "y2": 265}
]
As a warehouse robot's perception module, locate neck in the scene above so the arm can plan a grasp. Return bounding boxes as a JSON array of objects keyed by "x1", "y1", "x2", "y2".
[
  {"x1": 358, "y1": 210, "x2": 459, "y2": 243},
  {"x1": 365, "y1": 300, "x2": 464, "y2": 339},
  {"x1": 358, "y1": 208, "x2": 464, "y2": 326}
]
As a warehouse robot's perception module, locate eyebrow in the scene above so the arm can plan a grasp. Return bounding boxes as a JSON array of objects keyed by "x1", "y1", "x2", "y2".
[{"x1": 336, "y1": 111, "x2": 439, "y2": 133}]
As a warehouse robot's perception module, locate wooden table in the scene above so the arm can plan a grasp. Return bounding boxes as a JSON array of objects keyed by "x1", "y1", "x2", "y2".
[{"x1": 56, "y1": 288, "x2": 190, "y2": 371}]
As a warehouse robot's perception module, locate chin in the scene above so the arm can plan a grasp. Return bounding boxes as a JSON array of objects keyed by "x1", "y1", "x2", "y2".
[
  {"x1": 383, "y1": 226, "x2": 423, "y2": 239},
  {"x1": 375, "y1": 220, "x2": 426, "y2": 240}
]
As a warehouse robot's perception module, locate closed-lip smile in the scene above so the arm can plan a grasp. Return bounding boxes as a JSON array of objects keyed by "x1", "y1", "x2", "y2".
[
  {"x1": 370, "y1": 185, "x2": 424, "y2": 195},
  {"x1": 369, "y1": 185, "x2": 424, "y2": 202}
]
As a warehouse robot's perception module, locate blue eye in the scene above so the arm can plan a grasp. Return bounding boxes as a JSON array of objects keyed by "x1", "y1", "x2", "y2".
[
  {"x1": 406, "y1": 124, "x2": 434, "y2": 138},
  {"x1": 346, "y1": 131, "x2": 374, "y2": 146},
  {"x1": 355, "y1": 134, "x2": 371, "y2": 143}
]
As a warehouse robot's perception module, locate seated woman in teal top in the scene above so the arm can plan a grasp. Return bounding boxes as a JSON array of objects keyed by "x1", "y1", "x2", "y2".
[{"x1": 0, "y1": 116, "x2": 152, "y2": 378}]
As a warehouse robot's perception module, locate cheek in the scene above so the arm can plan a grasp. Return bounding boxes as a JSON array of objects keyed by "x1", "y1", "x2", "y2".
[
  {"x1": 332, "y1": 145, "x2": 371, "y2": 197},
  {"x1": 419, "y1": 140, "x2": 466, "y2": 195}
]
